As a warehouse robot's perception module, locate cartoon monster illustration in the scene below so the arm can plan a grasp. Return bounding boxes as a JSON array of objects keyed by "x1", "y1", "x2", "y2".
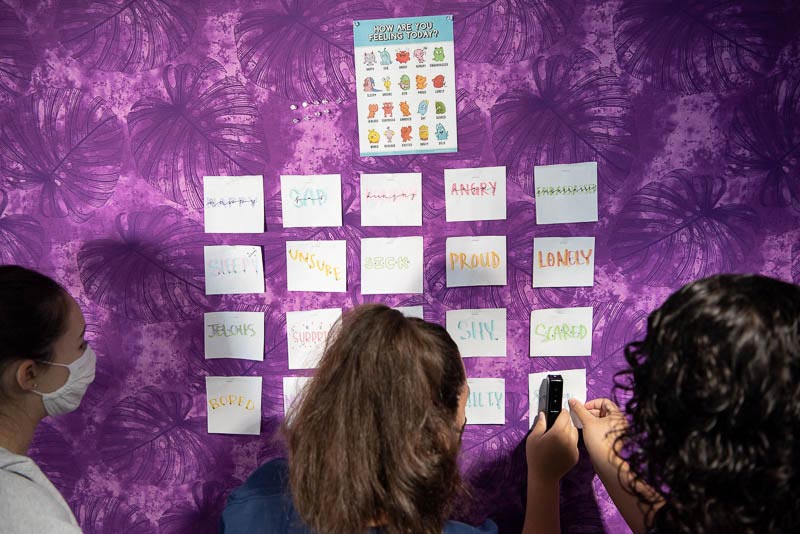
[
  {"x1": 413, "y1": 48, "x2": 426, "y2": 63},
  {"x1": 384, "y1": 127, "x2": 395, "y2": 142},
  {"x1": 382, "y1": 102, "x2": 394, "y2": 117},
  {"x1": 419, "y1": 125, "x2": 429, "y2": 141},
  {"x1": 399, "y1": 74, "x2": 410, "y2": 91},
  {"x1": 396, "y1": 50, "x2": 410, "y2": 63},
  {"x1": 368, "y1": 129, "x2": 380, "y2": 143},
  {"x1": 432, "y1": 75, "x2": 445, "y2": 88},
  {"x1": 367, "y1": 103, "x2": 378, "y2": 118},
  {"x1": 400, "y1": 126, "x2": 413, "y2": 142},
  {"x1": 417, "y1": 99, "x2": 429, "y2": 116},
  {"x1": 416, "y1": 75, "x2": 427, "y2": 90},
  {"x1": 433, "y1": 47, "x2": 445, "y2": 62},
  {"x1": 364, "y1": 51, "x2": 376, "y2": 66},
  {"x1": 435, "y1": 123, "x2": 448, "y2": 141},
  {"x1": 363, "y1": 77, "x2": 376, "y2": 92},
  {"x1": 382, "y1": 77, "x2": 391, "y2": 91},
  {"x1": 435, "y1": 101, "x2": 446, "y2": 114},
  {"x1": 399, "y1": 101, "x2": 411, "y2": 117},
  {"x1": 379, "y1": 48, "x2": 391, "y2": 65}
]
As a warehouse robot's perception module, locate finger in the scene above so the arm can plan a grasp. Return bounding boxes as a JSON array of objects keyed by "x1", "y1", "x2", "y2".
[
  {"x1": 585, "y1": 398, "x2": 612, "y2": 411},
  {"x1": 600, "y1": 399, "x2": 621, "y2": 416},
  {"x1": 530, "y1": 411, "x2": 547, "y2": 438},
  {"x1": 553, "y1": 408, "x2": 572, "y2": 431},
  {"x1": 568, "y1": 398, "x2": 592, "y2": 426}
]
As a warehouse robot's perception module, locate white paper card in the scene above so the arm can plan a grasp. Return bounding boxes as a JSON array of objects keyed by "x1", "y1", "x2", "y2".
[
  {"x1": 466, "y1": 378, "x2": 505, "y2": 425},
  {"x1": 281, "y1": 174, "x2": 342, "y2": 228},
  {"x1": 361, "y1": 173, "x2": 422, "y2": 226},
  {"x1": 204, "y1": 246, "x2": 265, "y2": 295},
  {"x1": 203, "y1": 175, "x2": 264, "y2": 233},
  {"x1": 534, "y1": 162, "x2": 598, "y2": 224},
  {"x1": 446, "y1": 236, "x2": 507, "y2": 287},
  {"x1": 206, "y1": 376, "x2": 262, "y2": 435},
  {"x1": 446, "y1": 308, "x2": 506, "y2": 357},
  {"x1": 395, "y1": 305, "x2": 424, "y2": 319},
  {"x1": 283, "y1": 376, "x2": 312, "y2": 416},
  {"x1": 286, "y1": 240, "x2": 347, "y2": 293},
  {"x1": 204, "y1": 312, "x2": 264, "y2": 361},
  {"x1": 532, "y1": 237, "x2": 595, "y2": 288},
  {"x1": 528, "y1": 368, "x2": 587, "y2": 428},
  {"x1": 445, "y1": 166, "x2": 506, "y2": 222},
  {"x1": 203, "y1": 176, "x2": 264, "y2": 234},
  {"x1": 286, "y1": 308, "x2": 342, "y2": 369},
  {"x1": 361, "y1": 237, "x2": 424, "y2": 294},
  {"x1": 530, "y1": 307, "x2": 593, "y2": 357}
]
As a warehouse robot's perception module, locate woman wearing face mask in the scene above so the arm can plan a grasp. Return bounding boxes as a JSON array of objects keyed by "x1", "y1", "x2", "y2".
[{"x1": 0, "y1": 265, "x2": 95, "y2": 534}]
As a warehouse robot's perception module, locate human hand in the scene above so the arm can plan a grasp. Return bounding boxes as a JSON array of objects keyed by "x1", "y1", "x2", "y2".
[
  {"x1": 569, "y1": 398, "x2": 627, "y2": 466},
  {"x1": 526, "y1": 409, "x2": 579, "y2": 485}
]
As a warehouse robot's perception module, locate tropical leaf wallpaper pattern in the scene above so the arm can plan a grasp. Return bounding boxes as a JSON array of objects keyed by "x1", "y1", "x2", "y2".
[{"x1": 0, "y1": 1, "x2": 796, "y2": 533}]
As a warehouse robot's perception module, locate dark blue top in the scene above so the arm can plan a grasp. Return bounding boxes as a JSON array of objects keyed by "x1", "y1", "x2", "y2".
[{"x1": 220, "y1": 458, "x2": 498, "y2": 534}]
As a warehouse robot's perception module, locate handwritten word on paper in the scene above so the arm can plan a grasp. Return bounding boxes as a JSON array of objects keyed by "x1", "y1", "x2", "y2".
[
  {"x1": 534, "y1": 162, "x2": 598, "y2": 225},
  {"x1": 529, "y1": 368, "x2": 586, "y2": 428},
  {"x1": 203, "y1": 175, "x2": 265, "y2": 233},
  {"x1": 361, "y1": 237, "x2": 424, "y2": 294},
  {"x1": 532, "y1": 237, "x2": 595, "y2": 288},
  {"x1": 283, "y1": 376, "x2": 312, "y2": 416},
  {"x1": 286, "y1": 240, "x2": 347, "y2": 292},
  {"x1": 530, "y1": 307, "x2": 593, "y2": 357},
  {"x1": 206, "y1": 376, "x2": 262, "y2": 435},
  {"x1": 361, "y1": 173, "x2": 422, "y2": 226},
  {"x1": 446, "y1": 236, "x2": 507, "y2": 287},
  {"x1": 204, "y1": 245, "x2": 265, "y2": 295},
  {"x1": 444, "y1": 166, "x2": 506, "y2": 222},
  {"x1": 395, "y1": 305, "x2": 424, "y2": 319},
  {"x1": 286, "y1": 308, "x2": 342, "y2": 369},
  {"x1": 465, "y1": 378, "x2": 505, "y2": 425},
  {"x1": 446, "y1": 308, "x2": 506, "y2": 357},
  {"x1": 280, "y1": 174, "x2": 343, "y2": 228},
  {"x1": 204, "y1": 312, "x2": 264, "y2": 361}
]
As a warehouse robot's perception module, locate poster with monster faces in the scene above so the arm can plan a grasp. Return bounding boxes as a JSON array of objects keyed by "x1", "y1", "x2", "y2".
[{"x1": 354, "y1": 15, "x2": 458, "y2": 157}]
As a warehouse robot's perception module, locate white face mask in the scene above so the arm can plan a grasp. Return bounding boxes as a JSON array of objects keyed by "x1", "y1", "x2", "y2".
[{"x1": 32, "y1": 346, "x2": 96, "y2": 416}]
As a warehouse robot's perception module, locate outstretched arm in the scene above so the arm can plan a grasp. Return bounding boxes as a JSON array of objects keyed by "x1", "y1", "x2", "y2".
[
  {"x1": 522, "y1": 409, "x2": 579, "y2": 534},
  {"x1": 570, "y1": 398, "x2": 665, "y2": 534}
]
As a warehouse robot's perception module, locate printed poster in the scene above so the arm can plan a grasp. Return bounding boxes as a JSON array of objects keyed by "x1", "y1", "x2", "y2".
[{"x1": 354, "y1": 15, "x2": 457, "y2": 156}]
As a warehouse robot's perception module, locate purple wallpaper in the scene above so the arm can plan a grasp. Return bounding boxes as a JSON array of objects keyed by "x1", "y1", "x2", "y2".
[{"x1": 1, "y1": 1, "x2": 798, "y2": 532}]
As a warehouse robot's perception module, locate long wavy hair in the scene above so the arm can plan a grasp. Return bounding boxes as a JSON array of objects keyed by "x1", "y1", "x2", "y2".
[
  {"x1": 614, "y1": 274, "x2": 800, "y2": 533},
  {"x1": 283, "y1": 304, "x2": 466, "y2": 534}
]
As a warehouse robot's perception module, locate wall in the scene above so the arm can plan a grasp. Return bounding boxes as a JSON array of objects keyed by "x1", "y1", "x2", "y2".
[{"x1": 1, "y1": 1, "x2": 798, "y2": 532}]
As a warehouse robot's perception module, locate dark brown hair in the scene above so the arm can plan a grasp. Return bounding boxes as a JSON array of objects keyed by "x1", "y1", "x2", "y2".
[
  {"x1": 283, "y1": 304, "x2": 466, "y2": 534},
  {"x1": 0, "y1": 265, "x2": 69, "y2": 396},
  {"x1": 615, "y1": 274, "x2": 800, "y2": 533}
]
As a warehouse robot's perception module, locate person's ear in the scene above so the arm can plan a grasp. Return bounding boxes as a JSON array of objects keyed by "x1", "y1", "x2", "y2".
[{"x1": 14, "y1": 360, "x2": 40, "y2": 392}]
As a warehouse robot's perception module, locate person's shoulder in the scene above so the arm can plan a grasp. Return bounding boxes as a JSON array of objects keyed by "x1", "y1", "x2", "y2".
[
  {"x1": 0, "y1": 469, "x2": 80, "y2": 533},
  {"x1": 444, "y1": 519, "x2": 499, "y2": 534},
  {"x1": 229, "y1": 457, "x2": 290, "y2": 501},
  {"x1": 221, "y1": 458, "x2": 311, "y2": 534}
]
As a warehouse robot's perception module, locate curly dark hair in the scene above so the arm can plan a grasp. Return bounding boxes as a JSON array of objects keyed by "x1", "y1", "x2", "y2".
[
  {"x1": 615, "y1": 274, "x2": 800, "y2": 534},
  {"x1": 283, "y1": 304, "x2": 466, "y2": 534}
]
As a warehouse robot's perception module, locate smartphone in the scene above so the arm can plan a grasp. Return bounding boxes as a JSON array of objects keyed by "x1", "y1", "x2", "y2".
[{"x1": 542, "y1": 375, "x2": 563, "y2": 430}]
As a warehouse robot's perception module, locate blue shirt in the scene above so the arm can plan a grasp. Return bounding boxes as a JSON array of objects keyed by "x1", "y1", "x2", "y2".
[{"x1": 220, "y1": 458, "x2": 498, "y2": 534}]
